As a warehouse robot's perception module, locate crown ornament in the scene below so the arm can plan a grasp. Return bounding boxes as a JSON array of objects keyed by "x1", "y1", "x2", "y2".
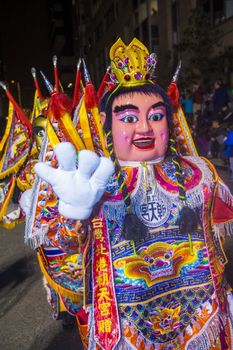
[{"x1": 109, "y1": 38, "x2": 157, "y2": 87}]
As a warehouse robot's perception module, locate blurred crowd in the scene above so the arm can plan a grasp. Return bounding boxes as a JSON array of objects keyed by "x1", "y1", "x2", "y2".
[{"x1": 181, "y1": 79, "x2": 233, "y2": 178}]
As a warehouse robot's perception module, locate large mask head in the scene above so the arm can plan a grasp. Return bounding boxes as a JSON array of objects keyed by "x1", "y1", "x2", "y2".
[
  {"x1": 100, "y1": 38, "x2": 172, "y2": 162},
  {"x1": 101, "y1": 85, "x2": 172, "y2": 162}
]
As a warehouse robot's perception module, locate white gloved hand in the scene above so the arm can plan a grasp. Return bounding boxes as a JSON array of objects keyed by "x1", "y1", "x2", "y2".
[
  {"x1": 34, "y1": 142, "x2": 114, "y2": 220},
  {"x1": 19, "y1": 188, "x2": 33, "y2": 216}
]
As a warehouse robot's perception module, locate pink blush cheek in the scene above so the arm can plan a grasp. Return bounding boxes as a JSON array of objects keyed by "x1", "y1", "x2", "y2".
[
  {"x1": 115, "y1": 130, "x2": 131, "y2": 144},
  {"x1": 113, "y1": 130, "x2": 132, "y2": 158},
  {"x1": 160, "y1": 130, "x2": 169, "y2": 142}
]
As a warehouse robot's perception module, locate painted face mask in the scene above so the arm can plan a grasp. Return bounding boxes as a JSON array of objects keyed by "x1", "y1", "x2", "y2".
[{"x1": 111, "y1": 92, "x2": 169, "y2": 162}]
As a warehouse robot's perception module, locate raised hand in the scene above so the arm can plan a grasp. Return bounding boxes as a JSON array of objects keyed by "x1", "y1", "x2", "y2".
[{"x1": 34, "y1": 142, "x2": 115, "y2": 220}]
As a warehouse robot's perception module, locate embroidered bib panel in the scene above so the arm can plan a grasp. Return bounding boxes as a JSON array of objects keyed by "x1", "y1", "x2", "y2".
[{"x1": 99, "y1": 157, "x2": 232, "y2": 349}]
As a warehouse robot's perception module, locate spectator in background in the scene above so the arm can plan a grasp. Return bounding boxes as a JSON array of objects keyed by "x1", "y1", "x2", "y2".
[
  {"x1": 201, "y1": 100, "x2": 213, "y2": 124},
  {"x1": 212, "y1": 79, "x2": 230, "y2": 114},
  {"x1": 193, "y1": 121, "x2": 210, "y2": 157},
  {"x1": 192, "y1": 82, "x2": 203, "y2": 121},
  {"x1": 209, "y1": 119, "x2": 227, "y2": 159},
  {"x1": 224, "y1": 126, "x2": 233, "y2": 180},
  {"x1": 181, "y1": 89, "x2": 193, "y2": 125}
]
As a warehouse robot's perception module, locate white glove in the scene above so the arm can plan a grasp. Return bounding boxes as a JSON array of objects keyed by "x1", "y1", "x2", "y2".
[
  {"x1": 19, "y1": 188, "x2": 33, "y2": 216},
  {"x1": 34, "y1": 142, "x2": 114, "y2": 220}
]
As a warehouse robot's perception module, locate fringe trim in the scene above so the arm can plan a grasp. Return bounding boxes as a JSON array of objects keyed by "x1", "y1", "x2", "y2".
[
  {"x1": 217, "y1": 180, "x2": 233, "y2": 208},
  {"x1": 119, "y1": 319, "x2": 159, "y2": 350},
  {"x1": 214, "y1": 221, "x2": 233, "y2": 238},
  {"x1": 26, "y1": 225, "x2": 49, "y2": 249},
  {"x1": 16, "y1": 177, "x2": 32, "y2": 192},
  {"x1": 114, "y1": 337, "x2": 137, "y2": 350},
  {"x1": 186, "y1": 190, "x2": 204, "y2": 211},
  {"x1": 24, "y1": 135, "x2": 48, "y2": 248},
  {"x1": 0, "y1": 153, "x2": 28, "y2": 180},
  {"x1": 87, "y1": 305, "x2": 95, "y2": 350},
  {"x1": 186, "y1": 310, "x2": 227, "y2": 350}
]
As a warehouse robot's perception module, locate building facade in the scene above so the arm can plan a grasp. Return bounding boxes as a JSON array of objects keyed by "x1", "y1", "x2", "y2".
[{"x1": 72, "y1": 0, "x2": 233, "y2": 87}]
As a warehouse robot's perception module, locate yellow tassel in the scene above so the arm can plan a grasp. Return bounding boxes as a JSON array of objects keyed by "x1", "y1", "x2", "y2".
[
  {"x1": 0, "y1": 102, "x2": 14, "y2": 152},
  {"x1": 30, "y1": 90, "x2": 41, "y2": 123},
  {"x1": 46, "y1": 120, "x2": 60, "y2": 148},
  {"x1": 0, "y1": 176, "x2": 16, "y2": 220},
  {"x1": 60, "y1": 112, "x2": 85, "y2": 151},
  {"x1": 79, "y1": 99, "x2": 95, "y2": 151}
]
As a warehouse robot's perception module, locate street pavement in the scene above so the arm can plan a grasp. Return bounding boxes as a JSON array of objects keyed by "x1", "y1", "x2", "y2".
[
  {"x1": 0, "y1": 163, "x2": 233, "y2": 350},
  {"x1": 0, "y1": 224, "x2": 82, "y2": 350}
]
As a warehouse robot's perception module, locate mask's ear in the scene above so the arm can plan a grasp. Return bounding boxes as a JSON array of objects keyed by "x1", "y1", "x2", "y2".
[{"x1": 100, "y1": 112, "x2": 106, "y2": 126}]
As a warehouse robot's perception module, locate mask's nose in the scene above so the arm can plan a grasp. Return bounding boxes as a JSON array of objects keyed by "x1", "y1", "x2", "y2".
[{"x1": 136, "y1": 117, "x2": 152, "y2": 133}]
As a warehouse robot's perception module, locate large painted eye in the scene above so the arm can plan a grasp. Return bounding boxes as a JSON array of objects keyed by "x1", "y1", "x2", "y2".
[
  {"x1": 120, "y1": 115, "x2": 138, "y2": 123},
  {"x1": 148, "y1": 113, "x2": 164, "y2": 121},
  {"x1": 37, "y1": 130, "x2": 45, "y2": 137}
]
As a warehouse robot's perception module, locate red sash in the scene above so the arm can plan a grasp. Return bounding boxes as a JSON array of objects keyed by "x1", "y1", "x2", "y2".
[{"x1": 91, "y1": 214, "x2": 121, "y2": 349}]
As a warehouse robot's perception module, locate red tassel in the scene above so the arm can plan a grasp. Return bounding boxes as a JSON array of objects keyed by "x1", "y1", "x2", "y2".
[
  {"x1": 72, "y1": 70, "x2": 82, "y2": 108},
  {"x1": 33, "y1": 78, "x2": 43, "y2": 101},
  {"x1": 49, "y1": 92, "x2": 73, "y2": 119},
  {"x1": 31, "y1": 68, "x2": 43, "y2": 101},
  {"x1": 167, "y1": 82, "x2": 180, "y2": 109},
  {"x1": 97, "y1": 71, "x2": 110, "y2": 103},
  {"x1": 6, "y1": 89, "x2": 32, "y2": 136},
  {"x1": 85, "y1": 82, "x2": 98, "y2": 110},
  {"x1": 54, "y1": 66, "x2": 59, "y2": 92}
]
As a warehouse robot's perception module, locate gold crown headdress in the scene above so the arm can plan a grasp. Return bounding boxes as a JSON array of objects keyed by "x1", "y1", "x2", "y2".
[{"x1": 109, "y1": 38, "x2": 157, "y2": 88}]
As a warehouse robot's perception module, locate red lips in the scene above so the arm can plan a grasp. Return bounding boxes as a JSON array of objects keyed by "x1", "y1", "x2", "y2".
[{"x1": 132, "y1": 137, "x2": 155, "y2": 149}]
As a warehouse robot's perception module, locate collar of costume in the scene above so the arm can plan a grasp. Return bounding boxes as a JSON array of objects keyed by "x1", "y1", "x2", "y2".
[{"x1": 118, "y1": 157, "x2": 164, "y2": 167}]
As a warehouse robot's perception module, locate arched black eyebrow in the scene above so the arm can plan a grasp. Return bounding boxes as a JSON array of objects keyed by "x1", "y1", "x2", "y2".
[
  {"x1": 151, "y1": 102, "x2": 166, "y2": 109},
  {"x1": 113, "y1": 104, "x2": 138, "y2": 113},
  {"x1": 113, "y1": 101, "x2": 166, "y2": 113}
]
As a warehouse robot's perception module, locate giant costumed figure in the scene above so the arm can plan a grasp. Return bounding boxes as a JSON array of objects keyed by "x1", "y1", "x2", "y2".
[{"x1": 21, "y1": 38, "x2": 233, "y2": 349}]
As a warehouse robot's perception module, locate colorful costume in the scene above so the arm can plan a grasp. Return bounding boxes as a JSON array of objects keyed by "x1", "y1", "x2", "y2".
[
  {"x1": 0, "y1": 83, "x2": 33, "y2": 228},
  {"x1": 21, "y1": 63, "x2": 105, "y2": 321},
  {"x1": 0, "y1": 73, "x2": 79, "y2": 321},
  {"x1": 21, "y1": 38, "x2": 233, "y2": 349}
]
